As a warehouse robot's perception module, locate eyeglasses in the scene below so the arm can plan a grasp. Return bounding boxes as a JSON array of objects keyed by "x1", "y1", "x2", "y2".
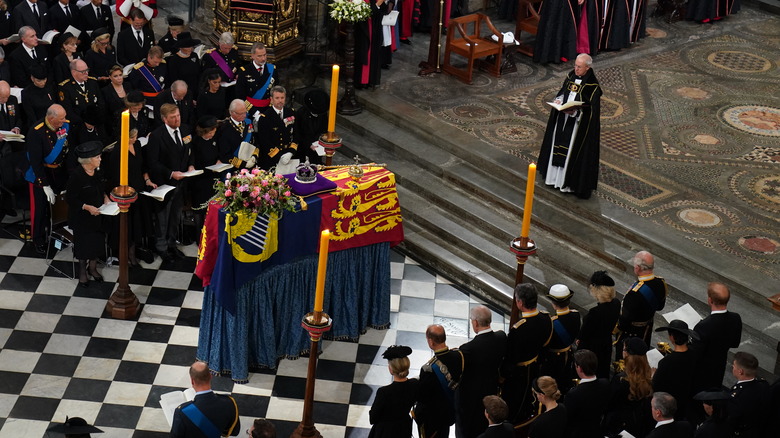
[
  {"x1": 75, "y1": 68, "x2": 90, "y2": 74},
  {"x1": 97, "y1": 41, "x2": 109, "y2": 45}
]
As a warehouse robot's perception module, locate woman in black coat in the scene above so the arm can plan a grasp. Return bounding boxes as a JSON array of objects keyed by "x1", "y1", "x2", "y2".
[
  {"x1": 190, "y1": 116, "x2": 223, "y2": 232},
  {"x1": 66, "y1": 141, "x2": 108, "y2": 287},
  {"x1": 603, "y1": 338, "x2": 655, "y2": 438},
  {"x1": 102, "y1": 65, "x2": 133, "y2": 138},
  {"x1": 51, "y1": 33, "x2": 82, "y2": 85},
  {"x1": 196, "y1": 69, "x2": 227, "y2": 120},
  {"x1": 83, "y1": 29, "x2": 117, "y2": 86},
  {"x1": 576, "y1": 270, "x2": 621, "y2": 379},
  {"x1": 528, "y1": 376, "x2": 567, "y2": 438},
  {"x1": 368, "y1": 345, "x2": 419, "y2": 438}
]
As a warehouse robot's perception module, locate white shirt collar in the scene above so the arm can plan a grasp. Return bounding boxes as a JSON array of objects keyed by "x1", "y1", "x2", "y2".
[
  {"x1": 27, "y1": 0, "x2": 38, "y2": 9},
  {"x1": 475, "y1": 327, "x2": 493, "y2": 336},
  {"x1": 711, "y1": 309, "x2": 727, "y2": 314},
  {"x1": 253, "y1": 61, "x2": 265, "y2": 70},
  {"x1": 655, "y1": 419, "x2": 674, "y2": 428},
  {"x1": 579, "y1": 376, "x2": 597, "y2": 384},
  {"x1": 165, "y1": 124, "x2": 180, "y2": 140}
]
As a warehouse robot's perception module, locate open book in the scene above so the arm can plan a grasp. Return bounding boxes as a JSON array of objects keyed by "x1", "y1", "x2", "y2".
[
  {"x1": 141, "y1": 184, "x2": 175, "y2": 201},
  {"x1": 159, "y1": 387, "x2": 196, "y2": 427},
  {"x1": 98, "y1": 202, "x2": 120, "y2": 216},
  {"x1": 662, "y1": 303, "x2": 702, "y2": 329},
  {"x1": 206, "y1": 163, "x2": 233, "y2": 173},
  {"x1": 65, "y1": 25, "x2": 82, "y2": 39},
  {"x1": 0, "y1": 131, "x2": 25, "y2": 142},
  {"x1": 237, "y1": 141, "x2": 257, "y2": 162},
  {"x1": 547, "y1": 100, "x2": 585, "y2": 111},
  {"x1": 181, "y1": 169, "x2": 204, "y2": 178},
  {"x1": 40, "y1": 30, "x2": 60, "y2": 45}
]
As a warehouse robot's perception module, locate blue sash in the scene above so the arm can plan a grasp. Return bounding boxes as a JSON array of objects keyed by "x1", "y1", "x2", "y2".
[
  {"x1": 251, "y1": 64, "x2": 274, "y2": 101},
  {"x1": 637, "y1": 282, "x2": 662, "y2": 311},
  {"x1": 137, "y1": 64, "x2": 163, "y2": 92},
  {"x1": 431, "y1": 360, "x2": 455, "y2": 407},
  {"x1": 552, "y1": 318, "x2": 573, "y2": 346},
  {"x1": 232, "y1": 118, "x2": 254, "y2": 156},
  {"x1": 24, "y1": 122, "x2": 69, "y2": 183},
  {"x1": 181, "y1": 403, "x2": 221, "y2": 438}
]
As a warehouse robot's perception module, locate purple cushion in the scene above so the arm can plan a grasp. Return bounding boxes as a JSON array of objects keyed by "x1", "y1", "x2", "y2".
[{"x1": 283, "y1": 173, "x2": 338, "y2": 197}]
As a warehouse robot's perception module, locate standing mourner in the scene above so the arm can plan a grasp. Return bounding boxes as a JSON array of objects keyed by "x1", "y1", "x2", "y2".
[
  {"x1": 368, "y1": 345, "x2": 419, "y2": 437},
  {"x1": 537, "y1": 53, "x2": 602, "y2": 199},
  {"x1": 414, "y1": 324, "x2": 463, "y2": 438},
  {"x1": 575, "y1": 270, "x2": 620, "y2": 378}
]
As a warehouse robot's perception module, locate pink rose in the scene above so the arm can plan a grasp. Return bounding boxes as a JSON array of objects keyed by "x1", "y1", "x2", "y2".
[
  {"x1": 284, "y1": 191, "x2": 291, "y2": 197},
  {"x1": 224, "y1": 189, "x2": 233, "y2": 196},
  {"x1": 252, "y1": 168, "x2": 260, "y2": 175},
  {"x1": 262, "y1": 180, "x2": 269, "y2": 187}
]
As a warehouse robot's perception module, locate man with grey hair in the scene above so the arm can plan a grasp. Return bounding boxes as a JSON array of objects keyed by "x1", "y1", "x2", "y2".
[
  {"x1": 8, "y1": 26, "x2": 48, "y2": 88},
  {"x1": 615, "y1": 250, "x2": 668, "y2": 360},
  {"x1": 647, "y1": 392, "x2": 694, "y2": 438},
  {"x1": 202, "y1": 31, "x2": 243, "y2": 86},
  {"x1": 156, "y1": 80, "x2": 195, "y2": 127},
  {"x1": 236, "y1": 42, "x2": 279, "y2": 118},
  {"x1": 537, "y1": 52, "x2": 602, "y2": 199},
  {"x1": 216, "y1": 99, "x2": 257, "y2": 169},
  {"x1": 456, "y1": 305, "x2": 507, "y2": 438},
  {"x1": 59, "y1": 59, "x2": 103, "y2": 125},
  {"x1": 0, "y1": 80, "x2": 21, "y2": 220}
]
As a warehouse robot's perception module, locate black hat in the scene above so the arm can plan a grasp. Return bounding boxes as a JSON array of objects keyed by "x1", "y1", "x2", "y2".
[
  {"x1": 624, "y1": 337, "x2": 649, "y2": 355},
  {"x1": 47, "y1": 416, "x2": 104, "y2": 434},
  {"x1": 75, "y1": 141, "x2": 103, "y2": 159},
  {"x1": 167, "y1": 16, "x2": 185, "y2": 27},
  {"x1": 547, "y1": 284, "x2": 572, "y2": 302},
  {"x1": 589, "y1": 270, "x2": 615, "y2": 287},
  {"x1": 381, "y1": 345, "x2": 412, "y2": 360},
  {"x1": 654, "y1": 319, "x2": 700, "y2": 341},
  {"x1": 58, "y1": 32, "x2": 76, "y2": 46},
  {"x1": 304, "y1": 88, "x2": 329, "y2": 116},
  {"x1": 197, "y1": 116, "x2": 218, "y2": 130},
  {"x1": 83, "y1": 105, "x2": 103, "y2": 126},
  {"x1": 693, "y1": 390, "x2": 731, "y2": 403},
  {"x1": 30, "y1": 63, "x2": 48, "y2": 80},
  {"x1": 92, "y1": 27, "x2": 110, "y2": 40},
  {"x1": 126, "y1": 90, "x2": 146, "y2": 104},
  {"x1": 175, "y1": 33, "x2": 201, "y2": 49}
]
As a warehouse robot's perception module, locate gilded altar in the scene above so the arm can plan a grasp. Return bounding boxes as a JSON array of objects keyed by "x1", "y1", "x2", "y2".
[{"x1": 212, "y1": 0, "x2": 303, "y2": 61}]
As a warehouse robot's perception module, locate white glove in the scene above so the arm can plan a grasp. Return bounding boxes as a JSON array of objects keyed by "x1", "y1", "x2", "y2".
[
  {"x1": 245, "y1": 156, "x2": 257, "y2": 168},
  {"x1": 43, "y1": 186, "x2": 56, "y2": 204},
  {"x1": 279, "y1": 152, "x2": 293, "y2": 165}
]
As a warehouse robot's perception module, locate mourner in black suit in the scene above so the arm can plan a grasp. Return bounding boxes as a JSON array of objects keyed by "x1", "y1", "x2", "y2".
[
  {"x1": 615, "y1": 251, "x2": 668, "y2": 360},
  {"x1": 201, "y1": 32, "x2": 243, "y2": 83},
  {"x1": 156, "y1": 15, "x2": 184, "y2": 54},
  {"x1": 115, "y1": 8, "x2": 154, "y2": 66},
  {"x1": 562, "y1": 350, "x2": 611, "y2": 438},
  {"x1": 647, "y1": 392, "x2": 694, "y2": 438},
  {"x1": 576, "y1": 271, "x2": 621, "y2": 379},
  {"x1": 48, "y1": 0, "x2": 80, "y2": 33},
  {"x1": 0, "y1": 81, "x2": 21, "y2": 218},
  {"x1": 235, "y1": 42, "x2": 278, "y2": 116},
  {"x1": 541, "y1": 284, "x2": 581, "y2": 394},
  {"x1": 501, "y1": 283, "x2": 552, "y2": 427},
  {"x1": 155, "y1": 81, "x2": 195, "y2": 128},
  {"x1": 13, "y1": 0, "x2": 50, "y2": 36},
  {"x1": 79, "y1": 0, "x2": 114, "y2": 49},
  {"x1": 368, "y1": 345, "x2": 420, "y2": 438},
  {"x1": 456, "y1": 305, "x2": 507, "y2": 438},
  {"x1": 165, "y1": 34, "x2": 201, "y2": 97},
  {"x1": 254, "y1": 85, "x2": 295, "y2": 170},
  {"x1": 21, "y1": 64, "x2": 55, "y2": 130},
  {"x1": 477, "y1": 396, "x2": 515, "y2": 438},
  {"x1": 8, "y1": 26, "x2": 50, "y2": 88},
  {"x1": 57, "y1": 58, "x2": 103, "y2": 125},
  {"x1": 691, "y1": 282, "x2": 742, "y2": 391},
  {"x1": 144, "y1": 102, "x2": 193, "y2": 261},
  {"x1": 170, "y1": 361, "x2": 240, "y2": 438},
  {"x1": 216, "y1": 99, "x2": 254, "y2": 169},
  {"x1": 727, "y1": 352, "x2": 770, "y2": 438},
  {"x1": 293, "y1": 88, "x2": 328, "y2": 165},
  {"x1": 652, "y1": 320, "x2": 699, "y2": 420},
  {"x1": 414, "y1": 324, "x2": 464, "y2": 438},
  {"x1": 121, "y1": 90, "x2": 152, "y2": 139}
]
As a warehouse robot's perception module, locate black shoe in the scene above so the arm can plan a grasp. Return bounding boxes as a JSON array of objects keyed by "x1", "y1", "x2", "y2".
[
  {"x1": 88, "y1": 271, "x2": 104, "y2": 283},
  {"x1": 156, "y1": 249, "x2": 174, "y2": 263},
  {"x1": 400, "y1": 38, "x2": 411, "y2": 45},
  {"x1": 35, "y1": 243, "x2": 47, "y2": 254},
  {"x1": 136, "y1": 247, "x2": 155, "y2": 264},
  {"x1": 170, "y1": 247, "x2": 186, "y2": 259},
  {"x1": 79, "y1": 279, "x2": 89, "y2": 288},
  {"x1": 381, "y1": 64, "x2": 390, "y2": 70}
]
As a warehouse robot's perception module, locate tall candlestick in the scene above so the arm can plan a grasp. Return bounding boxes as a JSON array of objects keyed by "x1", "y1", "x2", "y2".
[
  {"x1": 313, "y1": 230, "x2": 331, "y2": 313},
  {"x1": 520, "y1": 163, "x2": 537, "y2": 238},
  {"x1": 120, "y1": 110, "x2": 129, "y2": 186},
  {"x1": 327, "y1": 65, "x2": 339, "y2": 133}
]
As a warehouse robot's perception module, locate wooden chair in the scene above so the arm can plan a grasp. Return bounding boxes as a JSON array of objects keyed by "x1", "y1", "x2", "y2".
[
  {"x1": 515, "y1": 0, "x2": 543, "y2": 56},
  {"x1": 441, "y1": 13, "x2": 504, "y2": 85}
]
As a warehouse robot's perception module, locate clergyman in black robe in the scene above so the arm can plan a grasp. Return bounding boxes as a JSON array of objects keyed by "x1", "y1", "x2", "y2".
[{"x1": 538, "y1": 54, "x2": 602, "y2": 199}]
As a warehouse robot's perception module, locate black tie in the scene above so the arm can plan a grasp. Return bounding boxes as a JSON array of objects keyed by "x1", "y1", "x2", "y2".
[
  {"x1": 0, "y1": 105, "x2": 7, "y2": 126},
  {"x1": 31, "y1": 49, "x2": 37, "y2": 60},
  {"x1": 174, "y1": 129, "x2": 182, "y2": 148},
  {"x1": 78, "y1": 82, "x2": 85, "y2": 92},
  {"x1": 32, "y1": 3, "x2": 40, "y2": 22},
  {"x1": 65, "y1": 6, "x2": 71, "y2": 19},
  {"x1": 136, "y1": 31, "x2": 143, "y2": 46},
  {"x1": 96, "y1": 6, "x2": 101, "y2": 19}
]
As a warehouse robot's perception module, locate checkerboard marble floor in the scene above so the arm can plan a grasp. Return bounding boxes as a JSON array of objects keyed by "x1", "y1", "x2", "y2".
[{"x1": 0, "y1": 233, "x2": 510, "y2": 437}]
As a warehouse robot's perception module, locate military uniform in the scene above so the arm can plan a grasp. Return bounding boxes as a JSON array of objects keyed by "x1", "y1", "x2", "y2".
[
  {"x1": 58, "y1": 77, "x2": 104, "y2": 125},
  {"x1": 235, "y1": 62, "x2": 278, "y2": 115},
  {"x1": 414, "y1": 347, "x2": 464, "y2": 438},
  {"x1": 201, "y1": 47, "x2": 243, "y2": 83},
  {"x1": 728, "y1": 379, "x2": 770, "y2": 438},
  {"x1": 24, "y1": 120, "x2": 71, "y2": 248},
  {"x1": 215, "y1": 117, "x2": 254, "y2": 169},
  {"x1": 541, "y1": 309, "x2": 581, "y2": 393},
  {"x1": 255, "y1": 105, "x2": 295, "y2": 170},
  {"x1": 615, "y1": 275, "x2": 668, "y2": 360},
  {"x1": 170, "y1": 390, "x2": 240, "y2": 438},
  {"x1": 128, "y1": 61, "x2": 167, "y2": 103},
  {"x1": 501, "y1": 310, "x2": 553, "y2": 426}
]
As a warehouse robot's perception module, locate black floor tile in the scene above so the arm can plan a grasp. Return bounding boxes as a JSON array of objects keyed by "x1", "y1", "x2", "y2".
[
  {"x1": 0, "y1": 371, "x2": 30, "y2": 394},
  {"x1": 389, "y1": 251, "x2": 406, "y2": 263},
  {"x1": 131, "y1": 323, "x2": 174, "y2": 343},
  {"x1": 187, "y1": 275, "x2": 204, "y2": 291},
  {"x1": 0, "y1": 254, "x2": 15, "y2": 272},
  {"x1": 316, "y1": 359, "x2": 356, "y2": 383},
  {"x1": 62, "y1": 378, "x2": 112, "y2": 402},
  {"x1": 312, "y1": 400, "x2": 349, "y2": 425},
  {"x1": 355, "y1": 344, "x2": 381, "y2": 364},
  {"x1": 5, "y1": 330, "x2": 52, "y2": 352},
  {"x1": 133, "y1": 431, "x2": 170, "y2": 438},
  {"x1": 159, "y1": 257, "x2": 196, "y2": 273},
  {"x1": 272, "y1": 375, "x2": 306, "y2": 399},
  {"x1": 114, "y1": 361, "x2": 160, "y2": 384},
  {"x1": 210, "y1": 375, "x2": 236, "y2": 393},
  {"x1": 72, "y1": 281, "x2": 115, "y2": 300},
  {"x1": 161, "y1": 344, "x2": 198, "y2": 366},
  {"x1": 25, "y1": 294, "x2": 70, "y2": 314},
  {"x1": 45, "y1": 260, "x2": 78, "y2": 279},
  {"x1": 94, "y1": 404, "x2": 143, "y2": 429},
  {"x1": 270, "y1": 419, "x2": 300, "y2": 438},
  {"x1": 145, "y1": 287, "x2": 187, "y2": 307},
  {"x1": 53, "y1": 315, "x2": 99, "y2": 336},
  {"x1": 401, "y1": 264, "x2": 436, "y2": 282},
  {"x1": 128, "y1": 267, "x2": 159, "y2": 286},
  {"x1": 0, "y1": 308, "x2": 23, "y2": 329},
  {"x1": 33, "y1": 353, "x2": 82, "y2": 377},
  {"x1": 144, "y1": 385, "x2": 183, "y2": 408},
  {"x1": 346, "y1": 427, "x2": 372, "y2": 437},
  {"x1": 232, "y1": 393, "x2": 269, "y2": 418},
  {"x1": 83, "y1": 337, "x2": 130, "y2": 359},
  {"x1": 175, "y1": 308, "x2": 201, "y2": 327},
  {"x1": 349, "y1": 383, "x2": 378, "y2": 405},
  {"x1": 9, "y1": 396, "x2": 61, "y2": 420},
  {"x1": 0, "y1": 272, "x2": 42, "y2": 292}
]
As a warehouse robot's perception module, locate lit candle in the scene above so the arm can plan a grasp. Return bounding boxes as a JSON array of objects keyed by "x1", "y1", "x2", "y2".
[
  {"x1": 313, "y1": 229, "x2": 331, "y2": 313},
  {"x1": 520, "y1": 163, "x2": 537, "y2": 238},
  {"x1": 327, "y1": 65, "x2": 339, "y2": 134},
  {"x1": 120, "y1": 110, "x2": 129, "y2": 186}
]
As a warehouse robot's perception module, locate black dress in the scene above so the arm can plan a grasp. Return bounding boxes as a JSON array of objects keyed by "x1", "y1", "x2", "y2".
[
  {"x1": 368, "y1": 378, "x2": 419, "y2": 438},
  {"x1": 102, "y1": 83, "x2": 133, "y2": 137},
  {"x1": 106, "y1": 142, "x2": 154, "y2": 249},
  {"x1": 166, "y1": 52, "x2": 202, "y2": 97},
  {"x1": 84, "y1": 46, "x2": 118, "y2": 83},
  {"x1": 577, "y1": 298, "x2": 620, "y2": 378},
  {"x1": 196, "y1": 88, "x2": 228, "y2": 120},
  {"x1": 66, "y1": 166, "x2": 105, "y2": 260},
  {"x1": 652, "y1": 350, "x2": 697, "y2": 420},
  {"x1": 190, "y1": 134, "x2": 223, "y2": 208},
  {"x1": 528, "y1": 404, "x2": 567, "y2": 438},
  {"x1": 22, "y1": 84, "x2": 56, "y2": 131},
  {"x1": 603, "y1": 373, "x2": 654, "y2": 437},
  {"x1": 52, "y1": 52, "x2": 82, "y2": 85}
]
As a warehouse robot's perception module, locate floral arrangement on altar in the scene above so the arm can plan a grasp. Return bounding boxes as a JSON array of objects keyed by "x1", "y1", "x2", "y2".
[
  {"x1": 211, "y1": 168, "x2": 298, "y2": 217},
  {"x1": 329, "y1": 0, "x2": 372, "y2": 23}
]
